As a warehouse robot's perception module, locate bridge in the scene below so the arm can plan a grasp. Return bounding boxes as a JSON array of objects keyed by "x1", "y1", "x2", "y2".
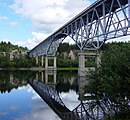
[{"x1": 28, "y1": 0, "x2": 130, "y2": 75}]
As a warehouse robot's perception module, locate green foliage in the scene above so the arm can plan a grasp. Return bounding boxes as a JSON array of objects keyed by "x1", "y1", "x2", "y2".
[
  {"x1": 0, "y1": 41, "x2": 35, "y2": 68},
  {"x1": 0, "y1": 71, "x2": 35, "y2": 93},
  {"x1": 57, "y1": 57, "x2": 78, "y2": 68},
  {"x1": 0, "y1": 41, "x2": 28, "y2": 52},
  {"x1": 57, "y1": 42, "x2": 79, "y2": 54},
  {"x1": 85, "y1": 42, "x2": 130, "y2": 113},
  {"x1": 57, "y1": 43, "x2": 71, "y2": 53},
  {"x1": 56, "y1": 42, "x2": 79, "y2": 68}
]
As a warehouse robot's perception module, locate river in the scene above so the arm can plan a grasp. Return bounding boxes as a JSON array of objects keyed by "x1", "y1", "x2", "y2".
[
  {"x1": 0, "y1": 70, "x2": 130, "y2": 120},
  {"x1": 0, "y1": 70, "x2": 81, "y2": 120}
]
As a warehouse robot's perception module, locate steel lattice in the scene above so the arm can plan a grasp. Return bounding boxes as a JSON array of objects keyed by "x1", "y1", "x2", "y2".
[{"x1": 29, "y1": 0, "x2": 130, "y2": 57}]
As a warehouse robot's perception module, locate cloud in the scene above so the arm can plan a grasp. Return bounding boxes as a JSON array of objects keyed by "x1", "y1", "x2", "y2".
[
  {"x1": 7, "y1": 0, "x2": 92, "y2": 49},
  {"x1": 8, "y1": 21, "x2": 18, "y2": 26},
  {"x1": 14, "y1": 105, "x2": 60, "y2": 120},
  {"x1": 9, "y1": 105, "x2": 19, "y2": 111},
  {"x1": 9, "y1": 0, "x2": 91, "y2": 33},
  {"x1": 0, "y1": 31, "x2": 48, "y2": 49},
  {"x1": 26, "y1": 32, "x2": 49, "y2": 49},
  {"x1": 26, "y1": 84, "x2": 41, "y2": 100},
  {"x1": 60, "y1": 90, "x2": 80, "y2": 110},
  {"x1": 0, "y1": 16, "x2": 8, "y2": 20},
  {"x1": 0, "y1": 112, "x2": 7, "y2": 116}
]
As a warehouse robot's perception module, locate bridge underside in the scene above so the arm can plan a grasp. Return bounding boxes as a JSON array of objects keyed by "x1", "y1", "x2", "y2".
[{"x1": 29, "y1": 0, "x2": 130, "y2": 57}]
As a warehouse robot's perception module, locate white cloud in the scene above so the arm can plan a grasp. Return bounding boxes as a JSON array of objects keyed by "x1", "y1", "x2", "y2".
[
  {"x1": 8, "y1": 21, "x2": 18, "y2": 26},
  {"x1": 26, "y1": 84, "x2": 41, "y2": 100},
  {"x1": 0, "y1": 112, "x2": 7, "y2": 116},
  {"x1": 26, "y1": 32, "x2": 49, "y2": 49},
  {"x1": 0, "y1": 16, "x2": 8, "y2": 20},
  {"x1": 8, "y1": 0, "x2": 92, "y2": 49},
  {"x1": 14, "y1": 105, "x2": 60, "y2": 120},
  {"x1": 60, "y1": 90, "x2": 80, "y2": 110},
  {"x1": 0, "y1": 32, "x2": 48, "y2": 49},
  {"x1": 9, "y1": 105, "x2": 19, "y2": 111},
  {"x1": 10, "y1": 0, "x2": 91, "y2": 33}
]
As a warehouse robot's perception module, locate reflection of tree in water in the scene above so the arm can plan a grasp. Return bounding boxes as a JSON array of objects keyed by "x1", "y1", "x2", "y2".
[
  {"x1": 0, "y1": 71, "x2": 35, "y2": 93},
  {"x1": 56, "y1": 70, "x2": 78, "y2": 93}
]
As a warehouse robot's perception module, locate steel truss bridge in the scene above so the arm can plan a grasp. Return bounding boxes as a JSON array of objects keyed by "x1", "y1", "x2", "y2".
[
  {"x1": 29, "y1": 0, "x2": 130, "y2": 57},
  {"x1": 29, "y1": 79, "x2": 126, "y2": 120}
]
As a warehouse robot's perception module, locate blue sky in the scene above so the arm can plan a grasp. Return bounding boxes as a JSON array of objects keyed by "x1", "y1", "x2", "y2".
[
  {"x1": 0, "y1": 1, "x2": 31, "y2": 40},
  {"x1": 0, "y1": 0, "x2": 96, "y2": 49}
]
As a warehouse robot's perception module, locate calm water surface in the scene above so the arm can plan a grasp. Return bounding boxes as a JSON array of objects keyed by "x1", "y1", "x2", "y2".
[{"x1": 0, "y1": 71, "x2": 80, "y2": 120}]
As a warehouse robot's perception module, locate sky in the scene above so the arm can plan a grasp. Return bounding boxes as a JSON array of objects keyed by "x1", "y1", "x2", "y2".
[{"x1": 0, "y1": 0, "x2": 96, "y2": 49}]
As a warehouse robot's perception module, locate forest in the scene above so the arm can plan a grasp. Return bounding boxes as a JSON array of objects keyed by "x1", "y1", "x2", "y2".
[
  {"x1": 0, "y1": 41, "x2": 129, "y2": 70},
  {"x1": 0, "y1": 41, "x2": 35, "y2": 68}
]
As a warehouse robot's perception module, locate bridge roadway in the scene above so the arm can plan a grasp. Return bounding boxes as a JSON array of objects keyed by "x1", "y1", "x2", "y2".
[{"x1": 29, "y1": 0, "x2": 130, "y2": 57}]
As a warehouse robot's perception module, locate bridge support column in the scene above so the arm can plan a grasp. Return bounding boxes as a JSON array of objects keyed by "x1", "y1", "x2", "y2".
[
  {"x1": 36, "y1": 56, "x2": 39, "y2": 67},
  {"x1": 78, "y1": 52, "x2": 100, "y2": 77},
  {"x1": 41, "y1": 55, "x2": 44, "y2": 67},
  {"x1": 45, "y1": 56, "x2": 56, "y2": 70},
  {"x1": 45, "y1": 70, "x2": 57, "y2": 84},
  {"x1": 78, "y1": 76, "x2": 88, "y2": 100},
  {"x1": 95, "y1": 53, "x2": 101, "y2": 68},
  {"x1": 36, "y1": 72, "x2": 39, "y2": 81},
  {"x1": 41, "y1": 71, "x2": 44, "y2": 82}
]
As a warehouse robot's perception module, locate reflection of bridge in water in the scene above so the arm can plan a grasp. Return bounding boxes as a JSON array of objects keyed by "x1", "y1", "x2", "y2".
[{"x1": 29, "y1": 70, "x2": 118, "y2": 120}]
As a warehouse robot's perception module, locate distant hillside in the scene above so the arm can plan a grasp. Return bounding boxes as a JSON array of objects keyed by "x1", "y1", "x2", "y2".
[{"x1": 0, "y1": 41, "x2": 28, "y2": 52}]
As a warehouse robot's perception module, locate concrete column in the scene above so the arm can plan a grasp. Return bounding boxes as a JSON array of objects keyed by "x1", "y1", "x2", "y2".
[
  {"x1": 41, "y1": 56, "x2": 44, "y2": 67},
  {"x1": 45, "y1": 56, "x2": 48, "y2": 69},
  {"x1": 78, "y1": 76, "x2": 87, "y2": 101},
  {"x1": 54, "y1": 70, "x2": 57, "y2": 84},
  {"x1": 36, "y1": 72, "x2": 38, "y2": 81},
  {"x1": 45, "y1": 70, "x2": 48, "y2": 84},
  {"x1": 45, "y1": 56, "x2": 56, "y2": 70},
  {"x1": 79, "y1": 53, "x2": 85, "y2": 68},
  {"x1": 36, "y1": 56, "x2": 38, "y2": 66},
  {"x1": 96, "y1": 54, "x2": 101, "y2": 68},
  {"x1": 78, "y1": 52, "x2": 97, "y2": 76},
  {"x1": 41, "y1": 71, "x2": 44, "y2": 82},
  {"x1": 54, "y1": 56, "x2": 57, "y2": 69},
  {"x1": 78, "y1": 53, "x2": 85, "y2": 77},
  {"x1": 45, "y1": 70, "x2": 57, "y2": 84}
]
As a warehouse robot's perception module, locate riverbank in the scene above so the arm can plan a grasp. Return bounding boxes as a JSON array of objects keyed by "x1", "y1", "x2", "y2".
[{"x1": 0, "y1": 67, "x2": 78, "y2": 71}]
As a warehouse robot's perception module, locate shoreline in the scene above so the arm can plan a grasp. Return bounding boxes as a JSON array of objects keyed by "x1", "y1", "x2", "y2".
[{"x1": 0, "y1": 67, "x2": 78, "y2": 71}]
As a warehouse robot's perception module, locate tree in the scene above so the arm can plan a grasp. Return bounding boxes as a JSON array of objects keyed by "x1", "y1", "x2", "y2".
[
  {"x1": 57, "y1": 43, "x2": 71, "y2": 53},
  {"x1": 84, "y1": 42, "x2": 130, "y2": 117}
]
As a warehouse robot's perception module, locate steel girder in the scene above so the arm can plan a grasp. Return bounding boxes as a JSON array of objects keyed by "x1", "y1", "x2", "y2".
[{"x1": 29, "y1": 0, "x2": 130, "y2": 57}]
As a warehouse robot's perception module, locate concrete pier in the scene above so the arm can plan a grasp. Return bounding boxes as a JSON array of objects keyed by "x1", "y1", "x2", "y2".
[
  {"x1": 45, "y1": 56, "x2": 56, "y2": 70},
  {"x1": 36, "y1": 56, "x2": 39, "y2": 67},
  {"x1": 41, "y1": 56, "x2": 44, "y2": 67},
  {"x1": 45, "y1": 70, "x2": 57, "y2": 84},
  {"x1": 78, "y1": 52, "x2": 100, "y2": 77}
]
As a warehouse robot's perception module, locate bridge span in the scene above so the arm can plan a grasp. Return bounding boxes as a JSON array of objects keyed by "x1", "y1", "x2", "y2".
[{"x1": 28, "y1": 0, "x2": 130, "y2": 75}]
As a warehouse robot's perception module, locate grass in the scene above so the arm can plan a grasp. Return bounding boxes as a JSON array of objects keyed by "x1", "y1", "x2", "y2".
[{"x1": 57, "y1": 67, "x2": 78, "y2": 71}]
